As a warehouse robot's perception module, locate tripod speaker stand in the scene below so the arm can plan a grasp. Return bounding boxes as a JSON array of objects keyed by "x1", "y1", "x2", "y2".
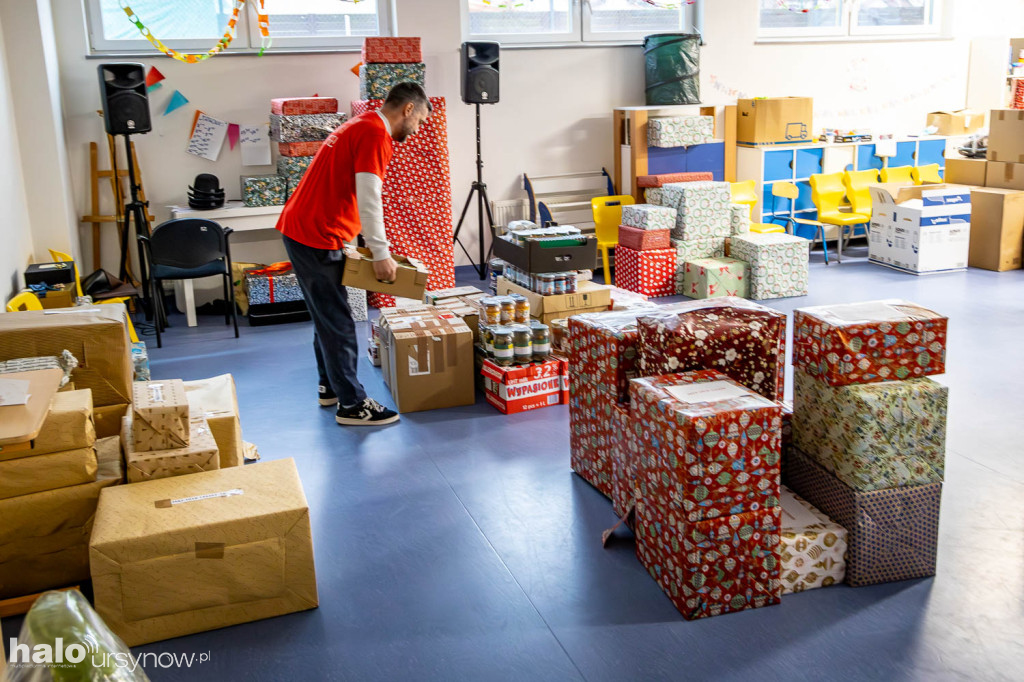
[
  {"x1": 453, "y1": 103, "x2": 494, "y2": 280},
  {"x1": 116, "y1": 133, "x2": 153, "y2": 316}
]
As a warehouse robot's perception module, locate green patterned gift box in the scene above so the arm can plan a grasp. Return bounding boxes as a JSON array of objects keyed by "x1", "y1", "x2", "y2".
[
  {"x1": 621, "y1": 204, "x2": 677, "y2": 231},
  {"x1": 730, "y1": 204, "x2": 751, "y2": 235},
  {"x1": 729, "y1": 233, "x2": 809, "y2": 300},
  {"x1": 647, "y1": 115, "x2": 715, "y2": 148},
  {"x1": 672, "y1": 237, "x2": 727, "y2": 294},
  {"x1": 681, "y1": 257, "x2": 749, "y2": 299},
  {"x1": 241, "y1": 174, "x2": 286, "y2": 207},
  {"x1": 277, "y1": 155, "x2": 315, "y2": 182},
  {"x1": 660, "y1": 181, "x2": 732, "y2": 240},
  {"x1": 358, "y1": 62, "x2": 426, "y2": 100},
  {"x1": 645, "y1": 188, "x2": 664, "y2": 205},
  {"x1": 780, "y1": 485, "x2": 847, "y2": 594},
  {"x1": 792, "y1": 369, "x2": 947, "y2": 491}
]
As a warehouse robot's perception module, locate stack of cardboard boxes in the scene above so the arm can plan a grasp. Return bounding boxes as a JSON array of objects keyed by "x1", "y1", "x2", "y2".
[{"x1": 868, "y1": 184, "x2": 972, "y2": 274}]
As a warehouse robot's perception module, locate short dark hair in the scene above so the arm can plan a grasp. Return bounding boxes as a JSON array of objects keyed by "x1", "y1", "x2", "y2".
[{"x1": 384, "y1": 82, "x2": 432, "y2": 113}]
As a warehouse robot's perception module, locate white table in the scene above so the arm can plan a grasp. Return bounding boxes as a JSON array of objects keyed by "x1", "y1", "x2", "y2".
[{"x1": 168, "y1": 202, "x2": 284, "y2": 326}]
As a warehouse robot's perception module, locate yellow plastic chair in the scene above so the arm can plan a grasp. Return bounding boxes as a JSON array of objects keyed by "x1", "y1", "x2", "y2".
[
  {"x1": 770, "y1": 181, "x2": 834, "y2": 264},
  {"x1": 591, "y1": 195, "x2": 635, "y2": 287},
  {"x1": 912, "y1": 163, "x2": 942, "y2": 185},
  {"x1": 750, "y1": 223, "x2": 785, "y2": 234},
  {"x1": 810, "y1": 172, "x2": 871, "y2": 251},
  {"x1": 6, "y1": 291, "x2": 44, "y2": 312},
  {"x1": 48, "y1": 249, "x2": 139, "y2": 343},
  {"x1": 730, "y1": 180, "x2": 758, "y2": 220},
  {"x1": 880, "y1": 165, "x2": 914, "y2": 184},
  {"x1": 842, "y1": 169, "x2": 880, "y2": 216}
]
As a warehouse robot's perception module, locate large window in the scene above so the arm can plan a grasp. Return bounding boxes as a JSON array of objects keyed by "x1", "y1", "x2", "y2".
[
  {"x1": 464, "y1": 0, "x2": 697, "y2": 46},
  {"x1": 85, "y1": 0, "x2": 394, "y2": 54},
  {"x1": 758, "y1": 0, "x2": 943, "y2": 40}
]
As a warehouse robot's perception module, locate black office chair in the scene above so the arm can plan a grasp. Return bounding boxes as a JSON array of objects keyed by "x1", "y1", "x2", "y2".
[{"x1": 138, "y1": 218, "x2": 239, "y2": 348}]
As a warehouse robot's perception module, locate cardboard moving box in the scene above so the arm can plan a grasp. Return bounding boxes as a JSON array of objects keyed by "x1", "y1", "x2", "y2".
[
  {"x1": 123, "y1": 413, "x2": 220, "y2": 483},
  {"x1": 968, "y1": 188, "x2": 1024, "y2": 271},
  {"x1": 926, "y1": 109, "x2": 985, "y2": 136},
  {"x1": 0, "y1": 307, "x2": 133, "y2": 407},
  {"x1": 481, "y1": 357, "x2": 568, "y2": 414},
  {"x1": 0, "y1": 447, "x2": 98, "y2": 500},
  {"x1": 383, "y1": 317, "x2": 475, "y2": 413},
  {"x1": 183, "y1": 374, "x2": 245, "y2": 468},
  {"x1": 985, "y1": 161, "x2": 1024, "y2": 191},
  {"x1": 496, "y1": 277, "x2": 612, "y2": 324},
  {"x1": 132, "y1": 379, "x2": 190, "y2": 451},
  {"x1": 868, "y1": 184, "x2": 972, "y2": 274},
  {"x1": 342, "y1": 247, "x2": 429, "y2": 300},
  {"x1": 944, "y1": 158, "x2": 988, "y2": 187},
  {"x1": 737, "y1": 97, "x2": 814, "y2": 147},
  {"x1": 987, "y1": 109, "x2": 1024, "y2": 163},
  {"x1": 90, "y1": 458, "x2": 318, "y2": 647}
]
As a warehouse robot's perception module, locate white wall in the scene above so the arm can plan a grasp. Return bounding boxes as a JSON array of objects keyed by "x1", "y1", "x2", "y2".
[
  {"x1": 0, "y1": 12, "x2": 36, "y2": 304},
  {"x1": 49, "y1": 0, "x2": 1024, "y2": 275}
]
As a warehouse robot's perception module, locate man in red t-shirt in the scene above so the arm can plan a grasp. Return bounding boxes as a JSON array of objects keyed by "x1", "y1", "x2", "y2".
[{"x1": 277, "y1": 82, "x2": 431, "y2": 426}]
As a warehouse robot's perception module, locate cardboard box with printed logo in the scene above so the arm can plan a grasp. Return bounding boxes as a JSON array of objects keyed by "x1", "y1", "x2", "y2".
[
  {"x1": 132, "y1": 380, "x2": 191, "y2": 451},
  {"x1": 496, "y1": 277, "x2": 612, "y2": 324},
  {"x1": 868, "y1": 184, "x2": 972, "y2": 274},
  {"x1": 481, "y1": 357, "x2": 568, "y2": 414},
  {"x1": 737, "y1": 97, "x2": 814, "y2": 147},
  {"x1": 89, "y1": 458, "x2": 318, "y2": 646}
]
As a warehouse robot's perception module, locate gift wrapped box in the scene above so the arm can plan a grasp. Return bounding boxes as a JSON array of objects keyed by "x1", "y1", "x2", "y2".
[
  {"x1": 131, "y1": 341, "x2": 150, "y2": 381},
  {"x1": 241, "y1": 175, "x2": 286, "y2": 207},
  {"x1": 2, "y1": 389, "x2": 95, "y2": 460},
  {"x1": 780, "y1": 485, "x2": 847, "y2": 594},
  {"x1": 729, "y1": 232, "x2": 809, "y2": 300},
  {"x1": 269, "y1": 113, "x2": 347, "y2": 142},
  {"x1": 278, "y1": 140, "x2": 323, "y2": 157},
  {"x1": 277, "y1": 156, "x2": 314, "y2": 183},
  {"x1": 132, "y1": 379, "x2": 190, "y2": 451},
  {"x1": 647, "y1": 115, "x2": 715, "y2": 148},
  {"x1": 793, "y1": 370, "x2": 947, "y2": 491},
  {"x1": 362, "y1": 36, "x2": 422, "y2": 64},
  {"x1": 348, "y1": 286, "x2": 368, "y2": 322},
  {"x1": 0, "y1": 447, "x2": 98, "y2": 500},
  {"x1": 785, "y1": 448, "x2": 941, "y2": 587},
  {"x1": 122, "y1": 413, "x2": 220, "y2": 483},
  {"x1": 638, "y1": 172, "x2": 714, "y2": 188},
  {"x1": 352, "y1": 98, "x2": 456, "y2": 308},
  {"x1": 183, "y1": 374, "x2": 244, "y2": 470},
  {"x1": 660, "y1": 182, "x2": 732, "y2": 241},
  {"x1": 358, "y1": 63, "x2": 426, "y2": 101},
  {"x1": 681, "y1": 257, "x2": 749, "y2": 300},
  {"x1": 730, "y1": 204, "x2": 751, "y2": 235},
  {"x1": 609, "y1": 403, "x2": 640, "y2": 519},
  {"x1": 635, "y1": 502, "x2": 781, "y2": 620},
  {"x1": 630, "y1": 369, "x2": 782, "y2": 524},
  {"x1": 569, "y1": 373, "x2": 614, "y2": 497},
  {"x1": 780, "y1": 400, "x2": 793, "y2": 453},
  {"x1": 614, "y1": 246, "x2": 676, "y2": 298},
  {"x1": 637, "y1": 297, "x2": 787, "y2": 402},
  {"x1": 792, "y1": 300, "x2": 948, "y2": 386},
  {"x1": 285, "y1": 178, "x2": 299, "y2": 201},
  {"x1": 569, "y1": 309, "x2": 652, "y2": 405},
  {"x1": 673, "y1": 237, "x2": 727, "y2": 263},
  {"x1": 645, "y1": 188, "x2": 664, "y2": 205},
  {"x1": 621, "y1": 204, "x2": 677, "y2": 232},
  {"x1": 245, "y1": 263, "x2": 305, "y2": 305},
  {"x1": 271, "y1": 97, "x2": 339, "y2": 116},
  {"x1": 618, "y1": 225, "x2": 671, "y2": 251}
]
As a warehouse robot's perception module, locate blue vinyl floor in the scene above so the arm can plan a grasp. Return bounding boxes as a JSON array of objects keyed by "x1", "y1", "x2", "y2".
[{"x1": 4, "y1": 244, "x2": 1023, "y2": 681}]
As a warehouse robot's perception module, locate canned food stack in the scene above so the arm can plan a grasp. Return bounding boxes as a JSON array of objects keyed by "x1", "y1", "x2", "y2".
[
  {"x1": 499, "y1": 221, "x2": 594, "y2": 294},
  {"x1": 786, "y1": 300, "x2": 948, "y2": 587},
  {"x1": 265, "y1": 97, "x2": 347, "y2": 204}
]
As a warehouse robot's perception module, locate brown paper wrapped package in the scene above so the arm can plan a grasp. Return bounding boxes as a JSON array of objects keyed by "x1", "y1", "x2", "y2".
[
  {"x1": 183, "y1": 374, "x2": 244, "y2": 468},
  {"x1": 0, "y1": 436, "x2": 122, "y2": 599},
  {"x1": 122, "y1": 413, "x2": 219, "y2": 483},
  {"x1": 0, "y1": 447, "x2": 98, "y2": 500},
  {"x1": 89, "y1": 458, "x2": 318, "y2": 646},
  {"x1": 132, "y1": 380, "x2": 190, "y2": 450},
  {"x1": 0, "y1": 389, "x2": 96, "y2": 462}
]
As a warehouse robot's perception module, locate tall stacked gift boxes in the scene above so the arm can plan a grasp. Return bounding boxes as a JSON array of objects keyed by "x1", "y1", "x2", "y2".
[
  {"x1": 614, "y1": 204, "x2": 677, "y2": 297},
  {"x1": 787, "y1": 300, "x2": 947, "y2": 585}
]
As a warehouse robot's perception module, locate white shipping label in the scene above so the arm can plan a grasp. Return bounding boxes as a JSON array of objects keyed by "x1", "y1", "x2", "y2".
[
  {"x1": 148, "y1": 383, "x2": 166, "y2": 403},
  {"x1": 168, "y1": 489, "x2": 244, "y2": 506},
  {"x1": 665, "y1": 380, "x2": 751, "y2": 404},
  {"x1": 408, "y1": 346, "x2": 431, "y2": 377},
  {"x1": 826, "y1": 301, "x2": 906, "y2": 323}
]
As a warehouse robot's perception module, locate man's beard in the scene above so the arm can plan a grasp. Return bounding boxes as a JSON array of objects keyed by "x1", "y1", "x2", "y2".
[{"x1": 393, "y1": 121, "x2": 416, "y2": 143}]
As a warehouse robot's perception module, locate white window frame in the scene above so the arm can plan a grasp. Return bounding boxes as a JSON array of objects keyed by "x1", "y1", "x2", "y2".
[
  {"x1": 756, "y1": 0, "x2": 848, "y2": 40},
  {"x1": 757, "y1": 0, "x2": 945, "y2": 42},
  {"x1": 849, "y1": 0, "x2": 942, "y2": 37},
  {"x1": 463, "y1": 0, "x2": 699, "y2": 48},
  {"x1": 83, "y1": 0, "x2": 395, "y2": 55}
]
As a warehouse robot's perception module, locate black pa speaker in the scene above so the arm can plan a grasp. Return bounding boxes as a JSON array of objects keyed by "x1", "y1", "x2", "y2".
[
  {"x1": 98, "y1": 63, "x2": 152, "y2": 135},
  {"x1": 461, "y1": 42, "x2": 499, "y2": 105}
]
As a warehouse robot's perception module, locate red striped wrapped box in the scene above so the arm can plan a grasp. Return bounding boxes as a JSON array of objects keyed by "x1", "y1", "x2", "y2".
[
  {"x1": 278, "y1": 141, "x2": 323, "y2": 158},
  {"x1": 270, "y1": 97, "x2": 338, "y2": 116},
  {"x1": 362, "y1": 37, "x2": 422, "y2": 64}
]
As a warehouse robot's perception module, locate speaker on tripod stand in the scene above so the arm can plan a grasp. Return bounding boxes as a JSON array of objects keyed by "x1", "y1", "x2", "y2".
[{"x1": 453, "y1": 41, "x2": 500, "y2": 279}]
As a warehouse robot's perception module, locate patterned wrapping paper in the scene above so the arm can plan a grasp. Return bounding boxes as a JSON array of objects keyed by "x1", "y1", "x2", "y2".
[
  {"x1": 270, "y1": 97, "x2": 339, "y2": 116},
  {"x1": 131, "y1": 380, "x2": 190, "y2": 452},
  {"x1": 792, "y1": 300, "x2": 948, "y2": 386},
  {"x1": 278, "y1": 140, "x2": 324, "y2": 157},
  {"x1": 269, "y1": 113, "x2": 348, "y2": 142},
  {"x1": 647, "y1": 115, "x2": 715, "y2": 148},
  {"x1": 660, "y1": 182, "x2": 732, "y2": 241},
  {"x1": 645, "y1": 188, "x2": 664, "y2": 205},
  {"x1": 122, "y1": 414, "x2": 220, "y2": 484},
  {"x1": 614, "y1": 246, "x2": 676, "y2": 298},
  {"x1": 609, "y1": 403, "x2": 640, "y2": 519},
  {"x1": 352, "y1": 98, "x2": 456, "y2": 308},
  {"x1": 618, "y1": 225, "x2": 671, "y2": 251},
  {"x1": 682, "y1": 257, "x2": 749, "y2": 300},
  {"x1": 673, "y1": 237, "x2": 728, "y2": 292},
  {"x1": 621, "y1": 204, "x2": 677, "y2": 231},
  {"x1": 630, "y1": 370, "x2": 782, "y2": 524},
  {"x1": 569, "y1": 373, "x2": 615, "y2": 498},
  {"x1": 285, "y1": 178, "x2": 298, "y2": 201},
  {"x1": 347, "y1": 287, "x2": 368, "y2": 322},
  {"x1": 792, "y1": 370, "x2": 948, "y2": 491},
  {"x1": 358, "y1": 63, "x2": 426, "y2": 100},
  {"x1": 245, "y1": 267, "x2": 305, "y2": 305},
  {"x1": 780, "y1": 400, "x2": 793, "y2": 453},
  {"x1": 638, "y1": 172, "x2": 714, "y2": 188},
  {"x1": 779, "y1": 485, "x2": 847, "y2": 594},
  {"x1": 362, "y1": 36, "x2": 423, "y2": 64},
  {"x1": 784, "y1": 448, "x2": 941, "y2": 587},
  {"x1": 635, "y1": 502, "x2": 782, "y2": 620},
  {"x1": 730, "y1": 204, "x2": 752, "y2": 235},
  {"x1": 276, "y1": 155, "x2": 315, "y2": 181},
  {"x1": 729, "y1": 233, "x2": 810, "y2": 300},
  {"x1": 131, "y1": 341, "x2": 150, "y2": 381},
  {"x1": 241, "y1": 175, "x2": 286, "y2": 207},
  {"x1": 636, "y1": 297, "x2": 787, "y2": 402}
]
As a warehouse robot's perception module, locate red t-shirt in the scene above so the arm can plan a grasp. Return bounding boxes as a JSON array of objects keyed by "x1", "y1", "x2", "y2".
[{"x1": 276, "y1": 111, "x2": 393, "y2": 249}]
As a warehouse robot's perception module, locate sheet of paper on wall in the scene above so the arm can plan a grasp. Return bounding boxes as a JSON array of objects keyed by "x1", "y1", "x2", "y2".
[
  {"x1": 187, "y1": 111, "x2": 228, "y2": 162},
  {"x1": 241, "y1": 123, "x2": 272, "y2": 166}
]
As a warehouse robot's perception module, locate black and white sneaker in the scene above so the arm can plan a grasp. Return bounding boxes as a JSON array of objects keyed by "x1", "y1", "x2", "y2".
[
  {"x1": 336, "y1": 398, "x2": 400, "y2": 426},
  {"x1": 318, "y1": 384, "x2": 338, "y2": 407}
]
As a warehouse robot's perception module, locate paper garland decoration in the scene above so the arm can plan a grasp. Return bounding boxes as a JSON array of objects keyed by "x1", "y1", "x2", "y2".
[
  {"x1": 163, "y1": 90, "x2": 189, "y2": 116},
  {"x1": 118, "y1": 0, "x2": 271, "y2": 63}
]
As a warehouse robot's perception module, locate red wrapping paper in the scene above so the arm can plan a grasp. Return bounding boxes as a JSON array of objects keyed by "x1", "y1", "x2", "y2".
[
  {"x1": 361, "y1": 37, "x2": 423, "y2": 64},
  {"x1": 270, "y1": 97, "x2": 339, "y2": 115},
  {"x1": 792, "y1": 300, "x2": 948, "y2": 387},
  {"x1": 637, "y1": 297, "x2": 787, "y2": 402},
  {"x1": 630, "y1": 370, "x2": 782, "y2": 524},
  {"x1": 610, "y1": 403, "x2": 640, "y2": 519},
  {"x1": 569, "y1": 372, "x2": 615, "y2": 497},
  {"x1": 352, "y1": 97, "x2": 456, "y2": 308},
  {"x1": 278, "y1": 140, "x2": 323, "y2": 157},
  {"x1": 618, "y1": 225, "x2": 671, "y2": 251},
  {"x1": 614, "y1": 246, "x2": 676, "y2": 298},
  {"x1": 637, "y1": 172, "x2": 715, "y2": 188}
]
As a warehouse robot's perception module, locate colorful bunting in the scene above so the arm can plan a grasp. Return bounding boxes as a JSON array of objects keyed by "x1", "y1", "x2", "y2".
[
  {"x1": 145, "y1": 65, "x2": 165, "y2": 89},
  {"x1": 227, "y1": 123, "x2": 240, "y2": 150},
  {"x1": 163, "y1": 89, "x2": 189, "y2": 116}
]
